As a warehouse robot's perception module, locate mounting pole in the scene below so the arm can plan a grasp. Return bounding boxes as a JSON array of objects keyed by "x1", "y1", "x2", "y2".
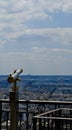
[
  {"x1": 10, "y1": 80, "x2": 19, "y2": 130},
  {"x1": 8, "y1": 69, "x2": 23, "y2": 130}
]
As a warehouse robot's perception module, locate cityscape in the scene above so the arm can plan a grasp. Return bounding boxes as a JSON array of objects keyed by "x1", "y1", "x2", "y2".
[
  {"x1": 0, "y1": 75, "x2": 72, "y2": 129},
  {"x1": 0, "y1": 75, "x2": 72, "y2": 101}
]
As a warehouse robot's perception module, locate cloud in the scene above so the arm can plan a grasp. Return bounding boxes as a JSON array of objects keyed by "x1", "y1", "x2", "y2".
[
  {"x1": 11, "y1": 28, "x2": 72, "y2": 46},
  {"x1": 0, "y1": 28, "x2": 72, "y2": 52},
  {"x1": 0, "y1": 46, "x2": 72, "y2": 63},
  {"x1": 0, "y1": 0, "x2": 72, "y2": 27},
  {"x1": 0, "y1": 0, "x2": 72, "y2": 74},
  {"x1": 0, "y1": 0, "x2": 72, "y2": 45},
  {"x1": 62, "y1": 1, "x2": 72, "y2": 13},
  {"x1": 0, "y1": 46, "x2": 72, "y2": 75},
  {"x1": 39, "y1": 0, "x2": 72, "y2": 13}
]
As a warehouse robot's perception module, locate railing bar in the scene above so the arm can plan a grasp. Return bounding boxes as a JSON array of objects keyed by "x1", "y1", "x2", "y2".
[
  {"x1": 55, "y1": 119, "x2": 56, "y2": 130},
  {"x1": 70, "y1": 109, "x2": 72, "y2": 118},
  {"x1": 18, "y1": 100, "x2": 72, "y2": 105},
  {"x1": 34, "y1": 116, "x2": 72, "y2": 120},
  {"x1": 66, "y1": 120, "x2": 67, "y2": 130},
  {"x1": 1, "y1": 99, "x2": 72, "y2": 106},
  {"x1": 47, "y1": 119, "x2": 49, "y2": 130},
  {"x1": 61, "y1": 119, "x2": 63, "y2": 130},
  {"x1": 19, "y1": 112, "x2": 22, "y2": 130},
  {"x1": 55, "y1": 104, "x2": 57, "y2": 109},
  {"x1": 51, "y1": 119, "x2": 53, "y2": 130},
  {"x1": 26, "y1": 102, "x2": 28, "y2": 130},
  {"x1": 1, "y1": 99, "x2": 72, "y2": 105},
  {"x1": 39, "y1": 118, "x2": 42, "y2": 130},
  {"x1": 34, "y1": 108, "x2": 61, "y2": 117},
  {"x1": 6, "y1": 111, "x2": 9, "y2": 130},
  {"x1": 43, "y1": 118, "x2": 45, "y2": 130},
  {"x1": 70, "y1": 120, "x2": 72, "y2": 130},
  {"x1": 33, "y1": 117, "x2": 37, "y2": 130},
  {"x1": 0, "y1": 102, "x2": 2, "y2": 130},
  {"x1": 51, "y1": 113, "x2": 53, "y2": 130}
]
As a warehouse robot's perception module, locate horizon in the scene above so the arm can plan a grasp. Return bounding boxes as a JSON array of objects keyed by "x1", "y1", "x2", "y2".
[{"x1": 0, "y1": 74, "x2": 72, "y2": 76}]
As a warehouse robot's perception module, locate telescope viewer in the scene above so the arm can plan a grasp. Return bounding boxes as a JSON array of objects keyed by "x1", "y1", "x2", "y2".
[
  {"x1": 8, "y1": 69, "x2": 23, "y2": 129},
  {"x1": 8, "y1": 68, "x2": 23, "y2": 83}
]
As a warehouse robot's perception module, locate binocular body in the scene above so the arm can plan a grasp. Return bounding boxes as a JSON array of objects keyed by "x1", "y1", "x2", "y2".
[{"x1": 8, "y1": 69, "x2": 23, "y2": 83}]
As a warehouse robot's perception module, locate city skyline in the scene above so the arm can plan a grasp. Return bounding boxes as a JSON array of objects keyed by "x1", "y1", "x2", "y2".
[{"x1": 0, "y1": 0, "x2": 72, "y2": 75}]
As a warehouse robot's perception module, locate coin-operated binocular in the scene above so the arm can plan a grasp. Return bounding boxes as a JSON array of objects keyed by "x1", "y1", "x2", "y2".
[
  {"x1": 8, "y1": 69, "x2": 23, "y2": 130},
  {"x1": 8, "y1": 69, "x2": 23, "y2": 91}
]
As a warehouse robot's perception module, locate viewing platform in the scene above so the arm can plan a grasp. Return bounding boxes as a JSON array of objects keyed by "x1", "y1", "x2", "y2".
[
  {"x1": 0, "y1": 99, "x2": 72, "y2": 130},
  {"x1": 0, "y1": 69, "x2": 72, "y2": 129}
]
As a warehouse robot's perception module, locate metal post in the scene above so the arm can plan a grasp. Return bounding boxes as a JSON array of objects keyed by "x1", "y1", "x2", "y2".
[
  {"x1": 26, "y1": 102, "x2": 28, "y2": 130},
  {"x1": 0, "y1": 102, "x2": 2, "y2": 130},
  {"x1": 8, "y1": 69, "x2": 23, "y2": 130},
  {"x1": 33, "y1": 117, "x2": 37, "y2": 130},
  {"x1": 10, "y1": 90, "x2": 19, "y2": 130}
]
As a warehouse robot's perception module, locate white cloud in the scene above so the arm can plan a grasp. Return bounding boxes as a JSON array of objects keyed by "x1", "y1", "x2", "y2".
[
  {"x1": 36, "y1": 0, "x2": 72, "y2": 13},
  {"x1": 0, "y1": 28, "x2": 72, "y2": 48},
  {"x1": 62, "y1": 0, "x2": 72, "y2": 12},
  {"x1": 0, "y1": 47, "x2": 72, "y2": 62},
  {"x1": 0, "y1": 46, "x2": 72, "y2": 75},
  {"x1": 15, "y1": 28, "x2": 72, "y2": 46},
  {"x1": 0, "y1": 0, "x2": 72, "y2": 74},
  {"x1": 0, "y1": 0, "x2": 72, "y2": 27},
  {"x1": 0, "y1": 0, "x2": 72, "y2": 45}
]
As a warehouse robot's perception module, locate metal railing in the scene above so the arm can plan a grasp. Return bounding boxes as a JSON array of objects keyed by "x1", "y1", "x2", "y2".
[
  {"x1": 0, "y1": 100, "x2": 72, "y2": 129},
  {"x1": 33, "y1": 108, "x2": 72, "y2": 130}
]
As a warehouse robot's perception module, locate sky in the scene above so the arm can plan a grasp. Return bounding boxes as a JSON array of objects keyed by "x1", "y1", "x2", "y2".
[{"x1": 0, "y1": 0, "x2": 72, "y2": 75}]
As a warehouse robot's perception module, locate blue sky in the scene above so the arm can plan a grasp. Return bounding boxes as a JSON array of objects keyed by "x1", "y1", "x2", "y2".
[{"x1": 0, "y1": 0, "x2": 72, "y2": 75}]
